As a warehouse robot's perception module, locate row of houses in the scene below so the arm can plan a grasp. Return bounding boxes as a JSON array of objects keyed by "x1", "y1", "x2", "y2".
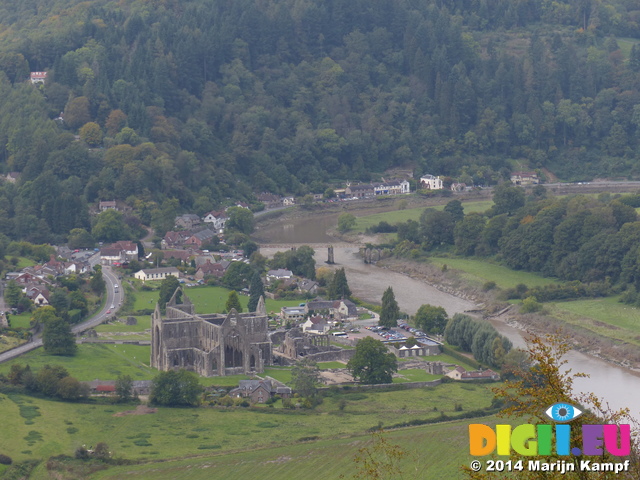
[
  {"x1": 344, "y1": 179, "x2": 411, "y2": 198},
  {"x1": 6, "y1": 254, "x2": 93, "y2": 308}
]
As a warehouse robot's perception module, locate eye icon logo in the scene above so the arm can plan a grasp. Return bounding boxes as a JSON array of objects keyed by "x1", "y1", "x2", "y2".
[{"x1": 545, "y1": 403, "x2": 583, "y2": 422}]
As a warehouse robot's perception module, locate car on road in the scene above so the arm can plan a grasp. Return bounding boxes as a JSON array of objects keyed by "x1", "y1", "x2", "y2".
[
  {"x1": 106, "y1": 310, "x2": 111, "y2": 314},
  {"x1": 110, "y1": 305, "x2": 115, "y2": 309}
]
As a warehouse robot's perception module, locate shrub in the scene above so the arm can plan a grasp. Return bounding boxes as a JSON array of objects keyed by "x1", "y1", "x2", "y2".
[
  {"x1": 0, "y1": 454, "x2": 12, "y2": 465},
  {"x1": 482, "y1": 281, "x2": 497, "y2": 291},
  {"x1": 521, "y1": 296, "x2": 542, "y2": 313}
]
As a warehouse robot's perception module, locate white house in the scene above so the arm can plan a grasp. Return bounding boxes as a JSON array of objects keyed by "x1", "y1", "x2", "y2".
[
  {"x1": 420, "y1": 175, "x2": 443, "y2": 190},
  {"x1": 30, "y1": 72, "x2": 47, "y2": 84},
  {"x1": 302, "y1": 316, "x2": 330, "y2": 333},
  {"x1": 134, "y1": 267, "x2": 180, "y2": 282},
  {"x1": 374, "y1": 180, "x2": 410, "y2": 195},
  {"x1": 203, "y1": 210, "x2": 227, "y2": 231}
]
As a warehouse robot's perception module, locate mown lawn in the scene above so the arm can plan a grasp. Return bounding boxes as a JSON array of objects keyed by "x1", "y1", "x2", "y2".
[
  {"x1": 548, "y1": 296, "x2": 640, "y2": 346},
  {"x1": 429, "y1": 257, "x2": 558, "y2": 289},
  {"x1": 393, "y1": 369, "x2": 442, "y2": 383},
  {"x1": 0, "y1": 344, "x2": 155, "y2": 381},
  {"x1": 0, "y1": 383, "x2": 496, "y2": 464},
  {"x1": 130, "y1": 285, "x2": 302, "y2": 316},
  {"x1": 351, "y1": 200, "x2": 493, "y2": 233},
  {"x1": 7, "y1": 312, "x2": 32, "y2": 329}
]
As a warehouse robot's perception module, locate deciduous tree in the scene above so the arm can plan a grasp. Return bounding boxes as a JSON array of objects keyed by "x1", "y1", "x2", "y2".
[
  {"x1": 347, "y1": 337, "x2": 397, "y2": 384},
  {"x1": 414, "y1": 304, "x2": 448, "y2": 335}
]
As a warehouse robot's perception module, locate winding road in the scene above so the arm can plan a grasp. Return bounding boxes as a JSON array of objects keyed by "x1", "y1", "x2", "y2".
[{"x1": 0, "y1": 254, "x2": 123, "y2": 363}]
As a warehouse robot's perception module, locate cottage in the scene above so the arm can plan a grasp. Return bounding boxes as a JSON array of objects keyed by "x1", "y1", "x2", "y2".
[
  {"x1": 175, "y1": 214, "x2": 201, "y2": 230},
  {"x1": 229, "y1": 379, "x2": 273, "y2": 403},
  {"x1": 450, "y1": 182, "x2": 467, "y2": 192},
  {"x1": 134, "y1": 267, "x2": 180, "y2": 283},
  {"x1": 184, "y1": 229, "x2": 217, "y2": 248},
  {"x1": 202, "y1": 211, "x2": 227, "y2": 231},
  {"x1": 420, "y1": 175, "x2": 443, "y2": 190},
  {"x1": 267, "y1": 269, "x2": 293, "y2": 281},
  {"x1": 446, "y1": 367, "x2": 500, "y2": 381},
  {"x1": 282, "y1": 197, "x2": 295, "y2": 206},
  {"x1": 30, "y1": 72, "x2": 47, "y2": 84},
  {"x1": 302, "y1": 316, "x2": 330, "y2": 334},
  {"x1": 374, "y1": 180, "x2": 410, "y2": 195},
  {"x1": 345, "y1": 183, "x2": 374, "y2": 198},
  {"x1": 162, "y1": 231, "x2": 189, "y2": 249},
  {"x1": 510, "y1": 171, "x2": 539, "y2": 186},
  {"x1": 298, "y1": 279, "x2": 319, "y2": 295},
  {"x1": 257, "y1": 193, "x2": 282, "y2": 209},
  {"x1": 195, "y1": 260, "x2": 226, "y2": 280},
  {"x1": 5, "y1": 172, "x2": 19, "y2": 184}
]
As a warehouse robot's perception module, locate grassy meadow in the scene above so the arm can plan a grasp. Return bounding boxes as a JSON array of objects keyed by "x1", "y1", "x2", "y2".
[
  {"x1": 429, "y1": 257, "x2": 558, "y2": 289},
  {"x1": 351, "y1": 200, "x2": 494, "y2": 234},
  {"x1": 0, "y1": 382, "x2": 496, "y2": 464},
  {"x1": 548, "y1": 296, "x2": 640, "y2": 346},
  {"x1": 88, "y1": 416, "x2": 498, "y2": 480}
]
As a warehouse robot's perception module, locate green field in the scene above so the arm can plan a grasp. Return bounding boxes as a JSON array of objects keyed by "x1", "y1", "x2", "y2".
[
  {"x1": 393, "y1": 369, "x2": 441, "y2": 383},
  {"x1": 429, "y1": 257, "x2": 558, "y2": 289},
  {"x1": 0, "y1": 382, "x2": 496, "y2": 465},
  {"x1": 7, "y1": 311, "x2": 32, "y2": 329},
  {"x1": 351, "y1": 200, "x2": 494, "y2": 233},
  {"x1": 89, "y1": 416, "x2": 498, "y2": 480},
  {"x1": 130, "y1": 285, "x2": 302, "y2": 316},
  {"x1": 548, "y1": 296, "x2": 640, "y2": 346}
]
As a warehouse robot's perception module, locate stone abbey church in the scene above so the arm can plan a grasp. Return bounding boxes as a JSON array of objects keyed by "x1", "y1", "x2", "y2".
[{"x1": 151, "y1": 288, "x2": 272, "y2": 376}]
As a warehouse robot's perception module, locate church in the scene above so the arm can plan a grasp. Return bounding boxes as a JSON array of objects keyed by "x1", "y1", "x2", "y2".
[{"x1": 151, "y1": 288, "x2": 272, "y2": 376}]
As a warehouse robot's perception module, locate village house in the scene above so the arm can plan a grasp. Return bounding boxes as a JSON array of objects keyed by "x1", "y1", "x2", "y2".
[
  {"x1": 282, "y1": 197, "x2": 295, "y2": 206},
  {"x1": 266, "y1": 269, "x2": 293, "y2": 282},
  {"x1": 345, "y1": 183, "x2": 374, "y2": 198},
  {"x1": 302, "y1": 315, "x2": 330, "y2": 334},
  {"x1": 510, "y1": 171, "x2": 539, "y2": 186},
  {"x1": 184, "y1": 229, "x2": 217, "y2": 248},
  {"x1": 257, "y1": 193, "x2": 282, "y2": 209},
  {"x1": 450, "y1": 182, "x2": 467, "y2": 192},
  {"x1": 161, "y1": 231, "x2": 189, "y2": 249},
  {"x1": 202, "y1": 210, "x2": 227, "y2": 232},
  {"x1": 30, "y1": 72, "x2": 47, "y2": 84},
  {"x1": 134, "y1": 267, "x2": 180, "y2": 283},
  {"x1": 373, "y1": 180, "x2": 411, "y2": 195},
  {"x1": 26, "y1": 286, "x2": 50, "y2": 306},
  {"x1": 4, "y1": 172, "x2": 19, "y2": 184},
  {"x1": 195, "y1": 260, "x2": 226, "y2": 280},
  {"x1": 297, "y1": 279, "x2": 319, "y2": 295},
  {"x1": 419, "y1": 174, "x2": 443, "y2": 190},
  {"x1": 162, "y1": 250, "x2": 193, "y2": 264},
  {"x1": 281, "y1": 306, "x2": 307, "y2": 322},
  {"x1": 228, "y1": 379, "x2": 291, "y2": 403},
  {"x1": 174, "y1": 214, "x2": 201, "y2": 230},
  {"x1": 446, "y1": 367, "x2": 500, "y2": 381},
  {"x1": 100, "y1": 241, "x2": 138, "y2": 265},
  {"x1": 332, "y1": 299, "x2": 358, "y2": 321}
]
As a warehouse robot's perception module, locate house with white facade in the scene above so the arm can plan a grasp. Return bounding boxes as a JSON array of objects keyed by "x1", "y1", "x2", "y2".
[
  {"x1": 203, "y1": 210, "x2": 227, "y2": 232},
  {"x1": 134, "y1": 267, "x2": 180, "y2": 283},
  {"x1": 420, "y1": 175, "x2": 443, "y2": 190}
]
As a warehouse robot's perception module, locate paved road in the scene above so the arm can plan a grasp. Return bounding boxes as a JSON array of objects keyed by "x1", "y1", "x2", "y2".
[{"x1": 0, "y1": 255, "x2": 122, "y2": 363}]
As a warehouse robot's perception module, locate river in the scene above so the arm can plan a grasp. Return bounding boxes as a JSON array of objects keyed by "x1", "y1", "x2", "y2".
[{"x1": 256, "y1": 211, "x2": 640, "y2": 422}]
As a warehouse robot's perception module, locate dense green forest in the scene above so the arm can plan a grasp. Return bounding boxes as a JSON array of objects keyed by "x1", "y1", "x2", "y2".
[
  {"x1": 0, "y1": 0, "x2": 639, "y2": 244},
  {"x1": 392, "y1": 188, "x2": 640, "y2": 297}
]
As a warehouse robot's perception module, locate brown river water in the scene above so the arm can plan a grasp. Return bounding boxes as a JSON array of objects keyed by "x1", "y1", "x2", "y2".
[{"x1": 256, "y1": 211, "x2": 640, "y2": 421}]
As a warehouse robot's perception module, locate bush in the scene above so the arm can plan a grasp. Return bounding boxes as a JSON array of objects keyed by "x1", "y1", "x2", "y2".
[
  {"x1": 0, "y1": 454, "x2": 12, "y2": 465},
  {"x1": 482, "y1": 281, "x2": 497, "y2": 291},
  {"x1": 521, "y1": 296, "x2": 542, "y2": 313}
]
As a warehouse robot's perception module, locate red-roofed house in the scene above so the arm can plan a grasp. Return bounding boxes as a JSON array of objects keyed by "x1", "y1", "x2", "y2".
[{"x1": 30, "y1": 72, "x2": 47, "y2": 84}]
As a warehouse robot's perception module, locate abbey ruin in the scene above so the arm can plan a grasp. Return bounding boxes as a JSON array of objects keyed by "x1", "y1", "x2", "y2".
[{"x1": 151, "y1": 288, "x2": 272, "y2": 376}]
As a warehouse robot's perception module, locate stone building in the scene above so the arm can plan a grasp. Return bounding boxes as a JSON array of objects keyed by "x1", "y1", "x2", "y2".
[{"x1": 151, "y1": 288, "x2": 272, "y2": 376}]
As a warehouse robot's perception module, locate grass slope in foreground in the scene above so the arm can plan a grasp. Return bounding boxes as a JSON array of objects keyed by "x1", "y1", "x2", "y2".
[
  {"x1": 89, "y1": 416, "x2": 499, "y2": 480},
  {"x1": 0, "y1": 383, "x2": 495, "y2": 464}
]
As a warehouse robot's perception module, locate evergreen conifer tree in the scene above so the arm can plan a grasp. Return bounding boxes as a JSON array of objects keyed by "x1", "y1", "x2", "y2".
[
  {"x1": 226, "y1": 290, "x2": 242, "y2": 313},
  {"x1": 328, "y1": 268, "x2": 351, "y2": 299},
  {"x1": 379, "y1": 286, "x2": 399, "y2": 328},
  {"x1": 247, "y1": 271, "x2": 264, "y2": 312}
]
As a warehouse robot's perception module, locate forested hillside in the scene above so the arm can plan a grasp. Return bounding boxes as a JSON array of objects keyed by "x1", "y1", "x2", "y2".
[{"x1": 0, "y1": 0, "x2": 639, "y2": 244}]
